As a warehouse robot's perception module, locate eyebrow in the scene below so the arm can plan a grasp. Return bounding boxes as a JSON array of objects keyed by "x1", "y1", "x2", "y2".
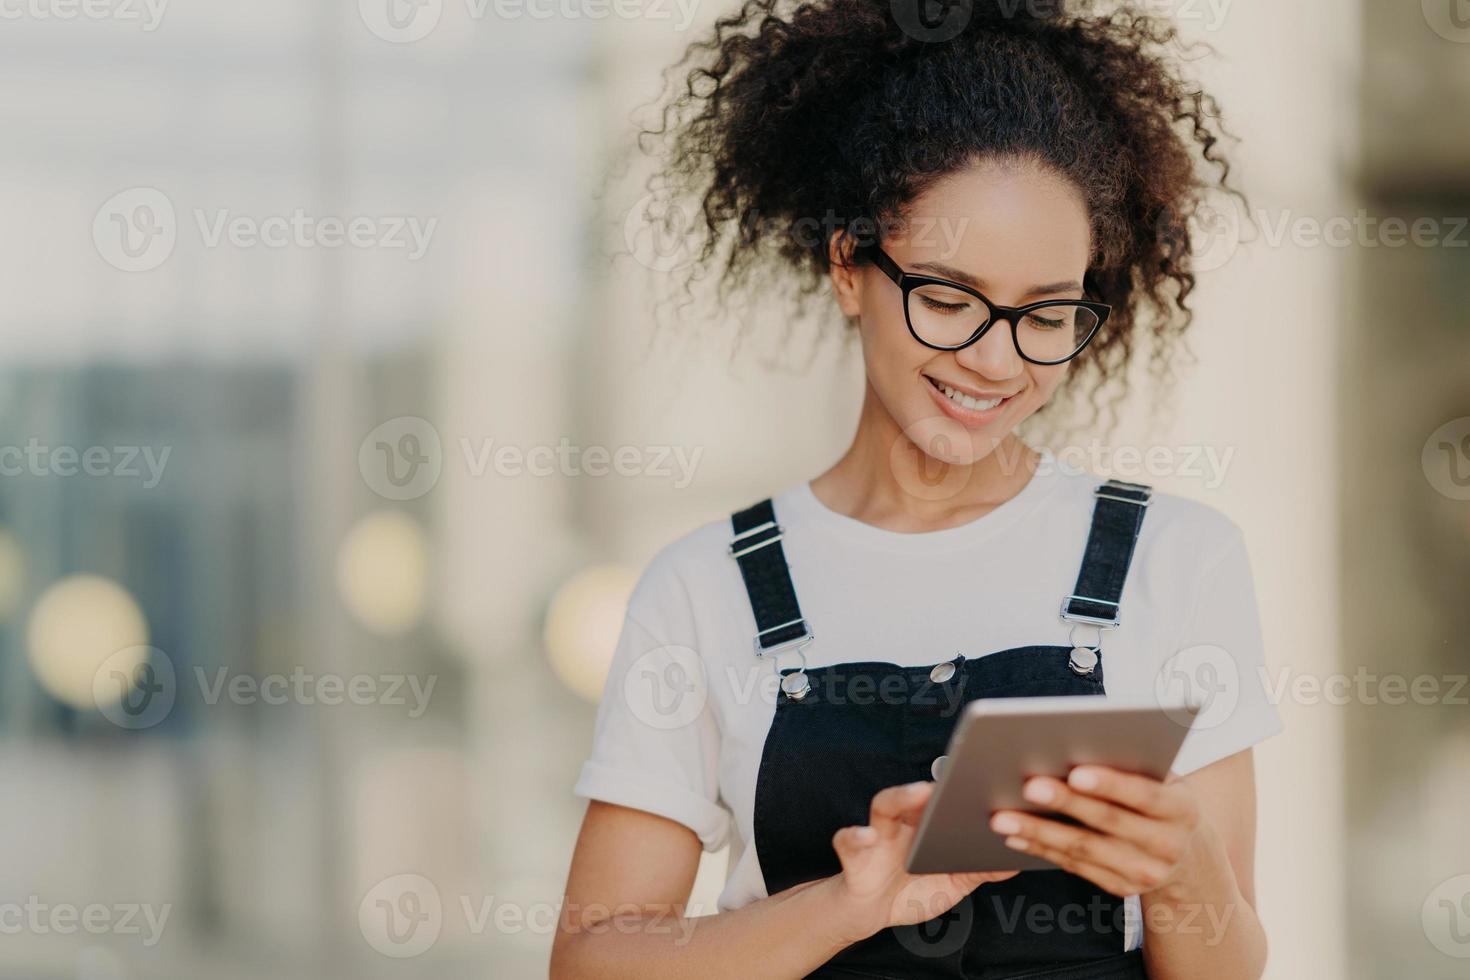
[{"x1": 909, "y1": 260, "x2": 1082, "y2": 298}]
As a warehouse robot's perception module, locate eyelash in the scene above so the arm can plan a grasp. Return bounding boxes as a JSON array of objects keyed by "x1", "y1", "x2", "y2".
[{"x1": 919, "y1": 296, "x2": 970, "y2": 314}]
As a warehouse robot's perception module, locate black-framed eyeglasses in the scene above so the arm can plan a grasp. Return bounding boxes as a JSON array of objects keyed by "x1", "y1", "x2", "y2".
[{"x1": 861, "y1": 243, "x2": 1110, "y2": 365}]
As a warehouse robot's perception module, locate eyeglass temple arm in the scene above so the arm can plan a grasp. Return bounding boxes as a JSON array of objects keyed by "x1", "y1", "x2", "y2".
[{"x1": 859, "y1": 242, "x2": 903, "y2": 284}]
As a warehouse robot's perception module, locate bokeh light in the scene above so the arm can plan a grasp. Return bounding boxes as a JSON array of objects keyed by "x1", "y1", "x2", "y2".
[
  {"x1": 336, "y1": 510, "x2": 430, "y2": 635},
  {"x1": 26, "y1": 575, "x2": 150, "y2": 709},
  {"x1": 543, "y1": 564, "x2": 639, "y2": 702}
]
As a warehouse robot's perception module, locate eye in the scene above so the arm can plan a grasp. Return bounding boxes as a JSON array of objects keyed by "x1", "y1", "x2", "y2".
[
  {"x1": 919, "y1": 295, "x2": 971, "y2": 315},
  {"x1": 912, "y1": 284, "x2": 977, "y2": 316},
  {"x1": 1024, "y1": 311, "x2": 1069, "y2": 330}
]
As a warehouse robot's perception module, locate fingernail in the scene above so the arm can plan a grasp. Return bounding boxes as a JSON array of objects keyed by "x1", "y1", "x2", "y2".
[
  {"x1": 1022, "y1": 779, "x2": 1054, "y2": 804},
  {"x1": 1005, "y1": 836, "x2": 1030, "y2": 851},
  {"x1": 991, "y1": 813, "x2": 1021, "y2": 834},
  {"x1": 1069, "y1": 768, "x2": 1099, "y2": 790}
]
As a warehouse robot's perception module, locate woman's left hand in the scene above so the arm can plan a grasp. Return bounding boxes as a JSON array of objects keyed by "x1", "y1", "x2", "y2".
[{"x1": 988, "y1": 766, "x2": 1211, "y2": 899}]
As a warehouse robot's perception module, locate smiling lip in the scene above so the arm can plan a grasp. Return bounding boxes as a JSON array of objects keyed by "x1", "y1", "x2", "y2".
[{"x1": 923, "y1": 374, "x2": 1015, "y2": 428}]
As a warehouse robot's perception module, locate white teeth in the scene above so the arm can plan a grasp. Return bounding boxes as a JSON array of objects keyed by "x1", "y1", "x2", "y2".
[{"x1": 937, "y1": 381, "x2": 1002, "y2": 412}]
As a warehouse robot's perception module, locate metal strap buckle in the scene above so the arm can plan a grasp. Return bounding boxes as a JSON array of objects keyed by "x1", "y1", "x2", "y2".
[
  {"x1": 1093, "y1": 482, "x2": 1151, "y2": 507},
  {"x1": 753, "y1": 621, "x2": 814, "y2": 658},
  {"x1": 728, "y1": 521, "x2": 786, "y2": 558},
  {"x1": 1059, "y1": 594, "x2": 1121, "y2": 629}
]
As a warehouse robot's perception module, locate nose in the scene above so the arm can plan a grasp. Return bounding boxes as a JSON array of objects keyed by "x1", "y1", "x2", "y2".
[{"x1": 954, "y1": 315, "x2": 1024, "y2": 381}]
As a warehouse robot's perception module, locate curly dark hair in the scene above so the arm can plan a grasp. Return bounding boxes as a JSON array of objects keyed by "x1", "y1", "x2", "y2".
[{"x1": 635, "y1": 0, "x2": 1240, "y2": 427}]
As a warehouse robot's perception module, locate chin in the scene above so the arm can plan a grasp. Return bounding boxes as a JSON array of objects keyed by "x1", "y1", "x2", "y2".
[{"x1": 897, "y1": 411, "x2": 1009, "y2": 468}]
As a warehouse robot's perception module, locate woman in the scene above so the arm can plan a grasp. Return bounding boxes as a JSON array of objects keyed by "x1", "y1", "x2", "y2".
[{"x1": 553, "y1": 2, "x2": 1283, "y2": 977}]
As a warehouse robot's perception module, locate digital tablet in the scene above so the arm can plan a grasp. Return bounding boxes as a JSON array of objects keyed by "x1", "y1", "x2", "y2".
[{"x1": 905, "y1": 695, "x2": 1201, "y2": 874}]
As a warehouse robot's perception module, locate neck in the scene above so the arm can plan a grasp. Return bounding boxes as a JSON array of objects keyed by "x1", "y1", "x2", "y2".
[{"x1": 810, "y1": 381, "x2": 1041, "y2": 533}]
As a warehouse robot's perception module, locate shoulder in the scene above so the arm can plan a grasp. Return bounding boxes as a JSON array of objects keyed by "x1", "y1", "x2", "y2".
[
  {"x1": 627, "y1": 514, "x2": 731, "y2": 611},
  {"x1": 1136, "y1": 488, "x2": 1247, "y2": 568},
  {"x1": 1043, "y1": 459, "x2": 1247, "y2": 565},
  {"x1": 623, "y1": 485, "x2": 804, "y2": 632}
]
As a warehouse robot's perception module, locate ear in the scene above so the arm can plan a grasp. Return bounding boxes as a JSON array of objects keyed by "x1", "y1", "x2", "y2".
[{"x1": 827, "y1": 230, "x2": 864, "y2": 318}]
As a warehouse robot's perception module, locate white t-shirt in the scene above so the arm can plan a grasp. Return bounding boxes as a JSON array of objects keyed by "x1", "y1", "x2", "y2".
[{"x1": 573, "y1": 450, "x2": 1284, "y2": 917}]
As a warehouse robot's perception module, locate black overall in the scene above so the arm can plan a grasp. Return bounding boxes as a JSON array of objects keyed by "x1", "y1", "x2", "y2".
[{"x1": 727, "y1": 479, "x2": 1154, "y2": 980}]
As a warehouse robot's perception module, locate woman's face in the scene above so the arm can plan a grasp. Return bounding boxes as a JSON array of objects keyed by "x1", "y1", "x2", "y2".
[{"x1": 831, "y1": 158, "x2": 1093, "y2": 466}]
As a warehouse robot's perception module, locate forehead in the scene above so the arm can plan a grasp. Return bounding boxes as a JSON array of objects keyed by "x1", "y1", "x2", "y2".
[{"x1": 891, "y1": 159, "x2": 1092, "y2": 286}]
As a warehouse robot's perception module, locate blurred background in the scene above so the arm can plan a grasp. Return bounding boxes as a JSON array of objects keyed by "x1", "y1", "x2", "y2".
[{"x1": 0, "y1": 1, "x2": 1466, "y2": 977}]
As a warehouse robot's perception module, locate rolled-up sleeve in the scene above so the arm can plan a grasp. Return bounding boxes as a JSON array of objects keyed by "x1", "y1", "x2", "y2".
[{"x1": 573, "y1": 607, "x2": 732, "y2": 852}]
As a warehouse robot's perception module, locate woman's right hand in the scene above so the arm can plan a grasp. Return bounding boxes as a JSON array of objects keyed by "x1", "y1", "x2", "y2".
[{"x1": 830, "y1": 780, "x2": 1019, "y2": 941}]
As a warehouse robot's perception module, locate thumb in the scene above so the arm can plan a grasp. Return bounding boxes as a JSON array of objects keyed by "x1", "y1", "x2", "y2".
[{"x1": 832, "y1": 824, "x2": 880, "y2": 870}]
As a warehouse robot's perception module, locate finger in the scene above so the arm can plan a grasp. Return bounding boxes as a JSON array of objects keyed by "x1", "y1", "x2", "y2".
[
  {"x1": 1066, "y1": 766, "x2": 1194, "y2": 822},
  {"x1": 990, "y1": 811, "x2": 1172, "y2": 892},
  {"x1": 868, "y1": 781, "x2": 933, "y2": 836},
  {"x1": 1001, "y1": 836, "x2": 1138, "y2": 897},
  {"x1": 832, "y1": 824, "x2": 888, "y2": 879},
  {"x1": 1020, "y1": 776, "x2": 1180, "y2": 859},
  {"x1": 832, "y1": 824, "x2": 880, "y2": 867}
]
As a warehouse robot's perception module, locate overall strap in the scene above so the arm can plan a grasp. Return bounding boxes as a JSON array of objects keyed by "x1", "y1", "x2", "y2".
[
  {"x1": 1060, "y1": 479, "x2": 1153, "y2": 629},
  {"x1": 729, "y1": 499, "x2": 812, "y2": 657}
]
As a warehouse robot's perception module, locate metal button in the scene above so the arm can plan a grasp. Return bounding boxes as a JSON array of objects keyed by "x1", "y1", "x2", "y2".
[
  {"x1": 929, "y1": 661, "x2": 957, "y2": 684},
  {"x1": 780, "y1": 670, "x2": 811, "y2": 700},
  {"x1": 930, "y1": 754, "x2": 949, "y2": 781},
  {"x1": 1068, "y1": 646, "x2": 1099, "y2": 675}
]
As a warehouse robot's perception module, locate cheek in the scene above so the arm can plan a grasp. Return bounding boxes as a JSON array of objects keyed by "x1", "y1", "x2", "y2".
[
  {"x1": 1025, "y1": 363, "x2": 1068, "y2": 403},
  {"x1": 857, "y1": 285, "x2": 924, "y2": 368}
]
